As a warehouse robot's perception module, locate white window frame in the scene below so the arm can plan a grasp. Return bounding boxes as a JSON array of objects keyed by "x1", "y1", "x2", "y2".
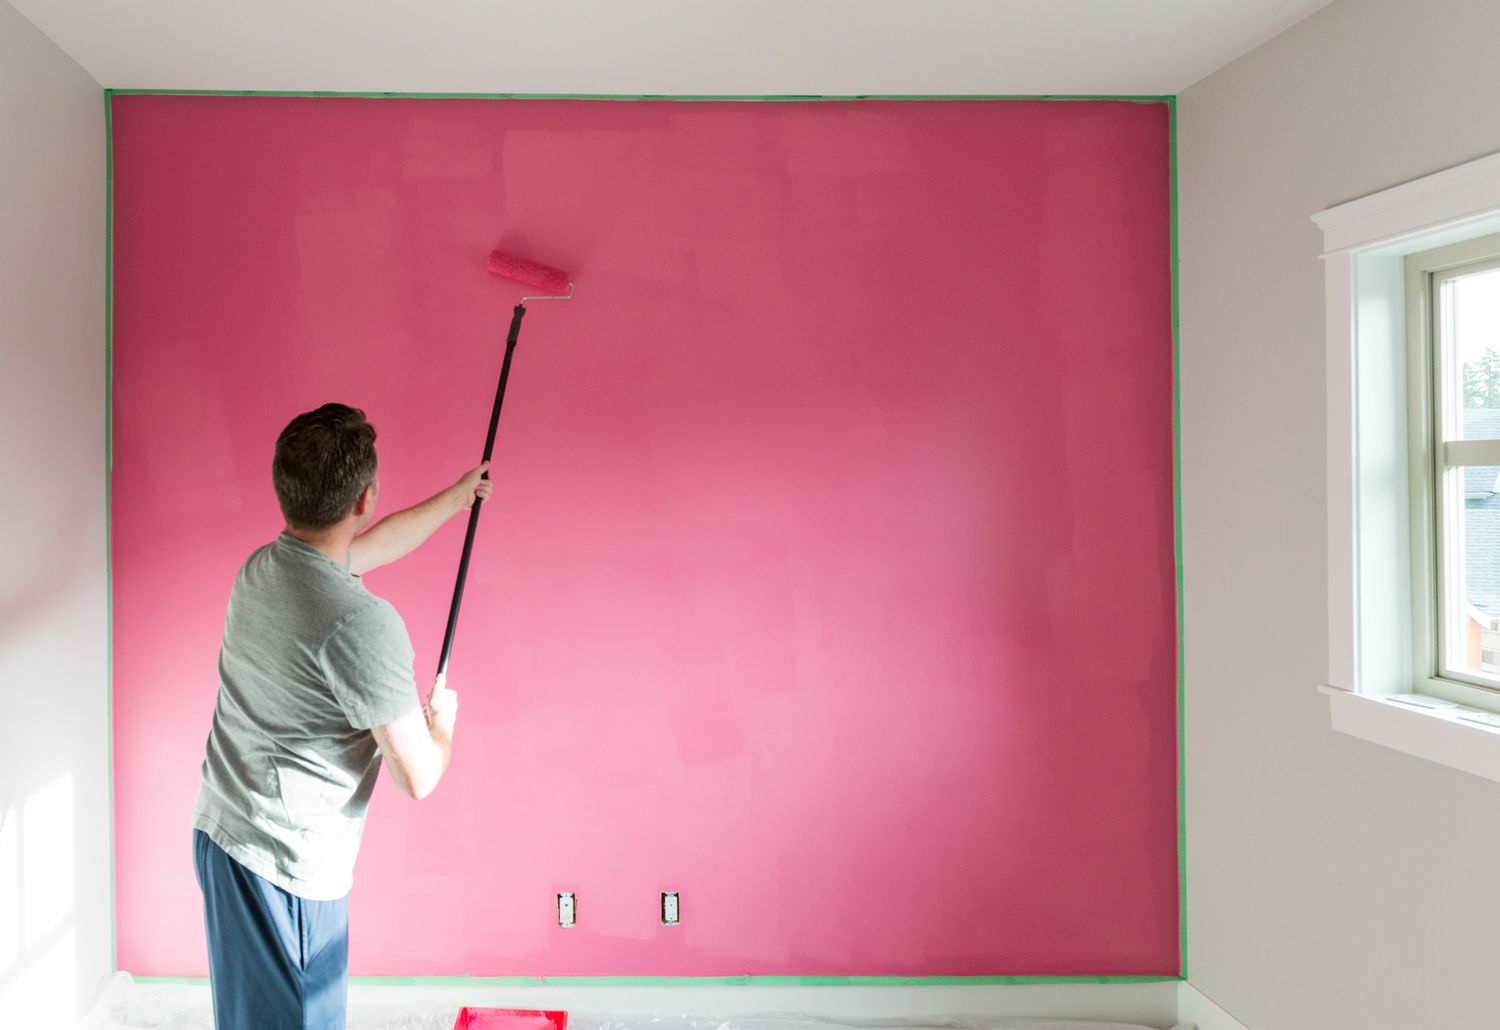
[{"x1": 1315, "y1": 150, "x2": 1500, "y2": 782}]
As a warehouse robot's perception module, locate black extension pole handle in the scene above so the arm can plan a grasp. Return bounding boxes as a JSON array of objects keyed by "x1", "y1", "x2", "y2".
[{"x1": 436, "y1": 302, "x2": 526, "y2": 678}]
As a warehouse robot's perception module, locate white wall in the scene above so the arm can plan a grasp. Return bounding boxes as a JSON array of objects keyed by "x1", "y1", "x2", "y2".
[
  {"x1": 0, "y1": 0, "x2": 110, "y2": 1023},
  {"x1": 1179, "y1": 1, "x2": 1500, "y2": 1028}
]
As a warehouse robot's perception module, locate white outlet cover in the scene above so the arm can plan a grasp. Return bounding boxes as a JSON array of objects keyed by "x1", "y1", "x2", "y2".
[
  {"x1": 557, "y1": 892, "x2": 576, "y2": 927},
  {"x1": 662, "y1": 891, "x2": 679, "y2": 925}
]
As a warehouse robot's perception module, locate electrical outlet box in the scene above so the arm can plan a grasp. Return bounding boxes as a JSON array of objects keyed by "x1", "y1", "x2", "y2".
[
  {"x1": 557, "y1": 892, "x2": 576, "y2": 928},
  {"x1": 661, "y1": 891, "x2": 680, "y2": 925}
]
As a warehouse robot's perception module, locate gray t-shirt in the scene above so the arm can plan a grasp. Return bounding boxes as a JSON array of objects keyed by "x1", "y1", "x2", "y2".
[{"x1": 192, "y1": 532, "x2": 420, "y2": 900}]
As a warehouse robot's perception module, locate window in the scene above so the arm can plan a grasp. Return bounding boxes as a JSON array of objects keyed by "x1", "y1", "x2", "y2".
[
  {"x1": 1407, "y1": 234, "x2": 1500, "y2": 705},
  {"x1": 1314, "y1": 150, "x2": 1500, "y2": 782}
]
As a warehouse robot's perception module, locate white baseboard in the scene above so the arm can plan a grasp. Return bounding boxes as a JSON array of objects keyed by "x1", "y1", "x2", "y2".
[
  {"x1": 347, "y1": 981, "x2": 1181, "y2": 1024},
  {"x1": 1176, "y1": 983, "x2": 1251, "y2": 1030}
]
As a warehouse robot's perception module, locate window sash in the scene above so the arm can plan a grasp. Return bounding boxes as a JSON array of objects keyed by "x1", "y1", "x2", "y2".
[{"x1": 1409, "y1": 233, "x2": 1500, "y2": 702}]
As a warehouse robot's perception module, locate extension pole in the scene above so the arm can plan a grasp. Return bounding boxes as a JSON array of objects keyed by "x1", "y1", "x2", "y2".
[{"x1": 436, "y1": 303, "x2": 526, "y2": 678}]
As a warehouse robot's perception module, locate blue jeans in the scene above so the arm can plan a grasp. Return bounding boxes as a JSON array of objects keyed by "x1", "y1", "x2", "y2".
[{"x1": 193, "y1": 829, "x2": 349, "y2": 1030}]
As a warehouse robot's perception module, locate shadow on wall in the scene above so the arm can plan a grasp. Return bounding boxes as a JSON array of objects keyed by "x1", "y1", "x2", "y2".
[
  {"x1": 0, "y1": 563, "x2": 109, "y2": 1023},
  {"x1": 0, "y1": 772, "x2": 77, "y2": 1005}
]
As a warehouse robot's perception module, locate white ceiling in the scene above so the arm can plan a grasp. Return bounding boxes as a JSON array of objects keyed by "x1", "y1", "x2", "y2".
[{"x1": 8, "y1": 0, "x2": 1334, "y2": 96}]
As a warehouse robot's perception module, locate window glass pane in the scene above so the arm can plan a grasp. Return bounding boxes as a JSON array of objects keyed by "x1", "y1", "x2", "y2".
[
  {"x1": 1445, "y1": 464, "x2": 1500, "y2": 681},
  {"x1": 1452, "y1": 266, "x2": 1500, "y2": 439}
]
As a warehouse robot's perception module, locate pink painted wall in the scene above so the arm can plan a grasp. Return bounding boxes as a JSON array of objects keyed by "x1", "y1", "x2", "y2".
[{"x1": 110, "y1": 95, "x2": 1177, "y2": 977}]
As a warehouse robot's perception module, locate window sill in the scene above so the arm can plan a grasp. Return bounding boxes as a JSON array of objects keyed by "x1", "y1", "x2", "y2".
[{"x1": 1320, "y1": 684, "x2": 1500, "y2": 782}]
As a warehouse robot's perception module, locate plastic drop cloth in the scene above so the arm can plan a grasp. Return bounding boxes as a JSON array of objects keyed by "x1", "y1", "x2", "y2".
[
  {"x1": 78, "y1": 972, "x2": 450, "y2": 1030},
  {"x1": 76, "y1": 973, "x2": 1191, "y2": 1030}
]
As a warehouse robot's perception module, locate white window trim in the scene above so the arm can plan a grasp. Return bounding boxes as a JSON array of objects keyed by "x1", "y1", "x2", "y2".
[{"x1": 1315, "y1": 150, "x2": 1500, "y2": 782}]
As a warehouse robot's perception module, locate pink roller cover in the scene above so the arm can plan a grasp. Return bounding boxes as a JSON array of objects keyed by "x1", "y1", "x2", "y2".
[{"x1": 487, "y1": 250, "x2": 572, "y2": 293}]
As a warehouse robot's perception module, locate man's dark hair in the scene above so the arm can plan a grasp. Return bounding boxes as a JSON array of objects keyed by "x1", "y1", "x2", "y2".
[{"x1": 272, "y1": 403, "x2": 378, "y2": 529}]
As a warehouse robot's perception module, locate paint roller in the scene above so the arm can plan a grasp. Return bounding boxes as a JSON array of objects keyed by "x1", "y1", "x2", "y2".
[{"x1": 435, "y1": 249, "x2": 574, "y2": 680}]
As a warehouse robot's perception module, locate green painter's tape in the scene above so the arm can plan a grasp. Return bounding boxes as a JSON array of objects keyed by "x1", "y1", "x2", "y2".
[
  {"x1": 106, "y1": 91, "x2": 1183, "y2": 984},
  {"x1": 103, "y1": 89, "x2": 1171, "y2": 105},
  {"x1": 134, "y1": 975, "x2": 1178, "y2": 987},
  {"x1": 1166, "y1": 95, "x2": 1186, "y2": 981},
  {"x1": 105, "y1": 88, "x2": 118, "y2": 975},
  {"x1": 352, "y1": 975, "x2": 1179, "y2": 987}
]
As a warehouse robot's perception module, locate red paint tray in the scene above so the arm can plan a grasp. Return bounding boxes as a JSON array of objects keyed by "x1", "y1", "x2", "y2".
[{"x1": 453, "y1": 1008, "x2": 569, "y2": 1030}]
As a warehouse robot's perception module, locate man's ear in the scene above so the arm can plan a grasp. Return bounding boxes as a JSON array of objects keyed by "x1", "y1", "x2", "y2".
[{"x1": 354, "y1": 482, "x2": 376, "y2": 517}]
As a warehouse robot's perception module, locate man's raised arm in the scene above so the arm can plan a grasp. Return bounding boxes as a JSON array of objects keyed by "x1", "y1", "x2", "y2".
[{"x1": 349, "y1": 463, "x2": 491, "y2": 576}]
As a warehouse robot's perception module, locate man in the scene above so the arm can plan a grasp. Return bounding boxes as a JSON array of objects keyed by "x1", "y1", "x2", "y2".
[{"x1": 191, "y1": 403, "x2": 490, "y2": 1029}]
